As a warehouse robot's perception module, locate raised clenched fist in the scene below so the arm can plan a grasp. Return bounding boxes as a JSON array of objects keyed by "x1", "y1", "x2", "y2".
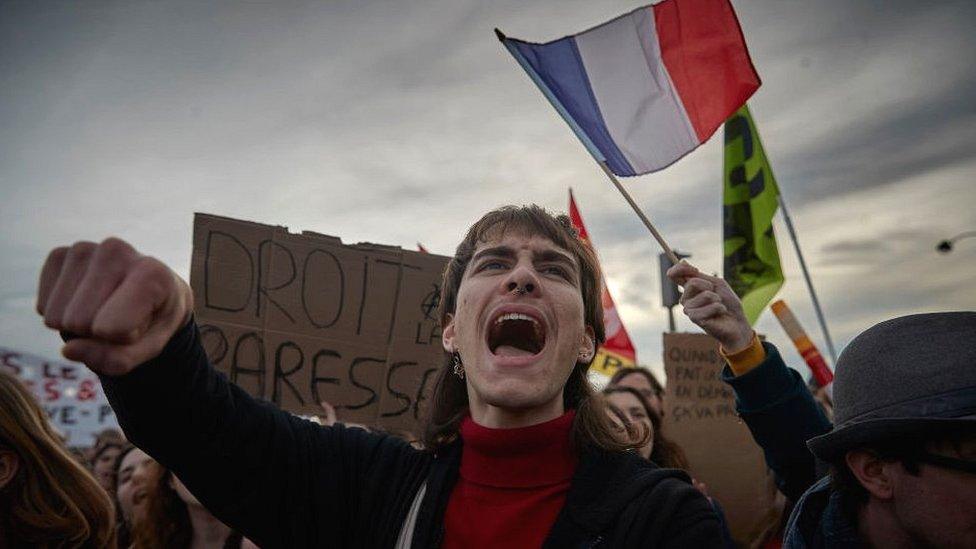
[{"x1": 36, "y1": 238, "x2": 193, "y2": 376}]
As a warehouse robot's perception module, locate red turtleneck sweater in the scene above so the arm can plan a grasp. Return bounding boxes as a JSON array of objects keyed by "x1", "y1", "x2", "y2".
[{"x1": 442, "y1": 411, "x2": 578, "y2": 549}]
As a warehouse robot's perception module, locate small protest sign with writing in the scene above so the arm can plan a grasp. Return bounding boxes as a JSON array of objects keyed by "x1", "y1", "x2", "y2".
[
  {"x1": 662, "y1": 333, "x2": 777, "y2": 546},
  {"x1": 1, "y1": 347, "x2": 119, "y2": 447},
  {"x1": 189, "y1": 213, "x2": 451, "y2": 433}
]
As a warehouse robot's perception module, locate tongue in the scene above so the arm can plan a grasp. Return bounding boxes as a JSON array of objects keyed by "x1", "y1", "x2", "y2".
[{"x1": 493, "y1": 345, "x2": 537, "y2": 357}]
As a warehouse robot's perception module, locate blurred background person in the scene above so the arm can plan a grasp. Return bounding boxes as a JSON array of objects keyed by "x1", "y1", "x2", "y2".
[
  {"x1": 0, "y1": 369, "x2": 116, "y2": 547},
  {"x1": 608, "y1": 367, "x2": 666, "y2": 418},
  {"x1": 89, "y1": 429, "x2": 127, "y2": 494},
  {"x1": 603, "y1": 386, "x2": 686, "y2": 468},
  {"x1": 604, "y1": 385, "x2": 735, "y2": 549},
  {"x1": 130, "y1": 461, "x2": 255, "y2": 549},
  {"x1": 115, "y1": 445, "x2": 153, "y2": 547}
]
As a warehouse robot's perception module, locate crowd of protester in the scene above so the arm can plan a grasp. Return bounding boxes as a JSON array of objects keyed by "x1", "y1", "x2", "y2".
[
  {"x1": 0, "y1": 379, "x2": 259, "y2": 548},
  {"x1": 2, "y1": 204, "x2": 973, "y2": 547}
]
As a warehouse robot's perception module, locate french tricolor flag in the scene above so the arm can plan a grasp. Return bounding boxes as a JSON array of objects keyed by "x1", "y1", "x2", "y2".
[{"x1": 498, "y1": 0, "x2": 760, "y2": 176}]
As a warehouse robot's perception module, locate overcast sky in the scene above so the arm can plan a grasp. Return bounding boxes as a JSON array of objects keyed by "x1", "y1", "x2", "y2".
[{"x1": 2, "y1": 0, "x2": 974, "y2": 380}]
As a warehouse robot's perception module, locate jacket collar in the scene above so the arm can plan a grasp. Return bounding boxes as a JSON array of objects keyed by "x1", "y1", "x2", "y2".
[
  {"x1": 784, "y1": 477, "x2": 863, "y2": 549},
  {"x1": 413, "y1": 435, "x2": 695, "y2": 547},
  {"x1": 563, "y1": 447, "x2": 692, "y2": 535}
]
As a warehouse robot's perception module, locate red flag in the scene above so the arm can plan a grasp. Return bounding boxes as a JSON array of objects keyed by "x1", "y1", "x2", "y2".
[{"x1": 569, "y1": 189, "x2": 638, "y2": 375}]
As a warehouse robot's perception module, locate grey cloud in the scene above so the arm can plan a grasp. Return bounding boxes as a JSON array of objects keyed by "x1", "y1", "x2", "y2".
[
  {"x1": 2, "y1": 0, "x2": 975, "y2": 366},
  {"x1": 820, "y1": 239, "x2": 891, "y2": 258}
]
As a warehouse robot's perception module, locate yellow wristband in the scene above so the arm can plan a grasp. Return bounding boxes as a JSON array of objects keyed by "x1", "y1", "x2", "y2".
[{"x1": 720, "y1": 332, "x2": 765, "y2": 376}]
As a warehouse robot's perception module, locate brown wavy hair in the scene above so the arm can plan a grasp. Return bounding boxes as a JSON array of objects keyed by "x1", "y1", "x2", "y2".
[
  {"x1": 609, "y1": 366, "x2": 665, "y2": 399},
  {"x1": 130, "y1": 464, "x2": 242, "y2": 549},
  {"x1": 604, "y1": 386, "x2": 689, "y2": 469},
  {"x1": 130, "y1": 463, "x2": 194, "y2": 548},
  {"x1": 421, "y1": 204, "x2": 634, "y2": 453},
  {"x1": 0, "y1": 370, "x2": 116, "y2": 548}
]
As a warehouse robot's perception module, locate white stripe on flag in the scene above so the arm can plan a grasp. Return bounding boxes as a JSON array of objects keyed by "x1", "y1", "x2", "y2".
[{"x1": 574, "y1": 7, "x2": 699, "y2": 173}]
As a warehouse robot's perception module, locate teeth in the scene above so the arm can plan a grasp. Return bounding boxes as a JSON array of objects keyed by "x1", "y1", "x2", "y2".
[{"x1": 495, "y1": 313, "x2": 539, "y2": 325}]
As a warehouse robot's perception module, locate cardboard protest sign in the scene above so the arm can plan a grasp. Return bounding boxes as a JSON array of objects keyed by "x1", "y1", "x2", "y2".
[
  {"x1": 189, "y1": 213, "x2": 450, "y2": 434},
  {"x1": 1, "y1": 347, "x2": 119, "y2": 447},
  {"x1": 662, "y1": 333, "x2": 777, "y2": 546}
]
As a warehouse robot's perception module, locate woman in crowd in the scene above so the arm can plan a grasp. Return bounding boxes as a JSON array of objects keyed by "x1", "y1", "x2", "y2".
[
  {"x1": 89, "y1": 430, "x2": 126, "y2": 494},
  {"x1": 608, "y1": 366, "x2": 667, "y2": 418},
  {"x1": 114, "y1": 445, "x2": 153, "y2": 547},
  {"x1": 603, "y1": 386, "x2": 688, "y2": 468},
  {"x1": 0, "y1": 370, "x2": 116, "y2": 547},
  {"x1": 129, "y1": 460, "x2": 256, "y2": 549},
  {"x1": 604, "y1": 385, "x2": 736, "y2": 549}
]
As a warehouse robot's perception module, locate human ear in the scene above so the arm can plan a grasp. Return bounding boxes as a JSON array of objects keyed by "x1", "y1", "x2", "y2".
[
  {"x1": 441, "y1": 313, "x2": 456, "y2": 353},
  {"x1": 0, "y1": 449, "x2": 20, "y2": 490},
  {"x1": 845, "y1": 449, "x2": 895, "y2": 500},
  {"x1": 578, "y1": 325, "x2": 596, "y2": 363}
]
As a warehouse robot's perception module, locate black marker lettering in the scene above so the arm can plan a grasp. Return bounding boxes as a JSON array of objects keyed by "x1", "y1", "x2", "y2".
[
  {"x1": 272, "y1": 341, "x2": 305, "y2": 407},
  {"x1": 344, "y1": 357, "x2": 382, "y2": 410},
  {"x1": 413, "y1": 368, "x2": 439, "y2": 421},
  {"x1": 198, "y1": 324, "x2": 229, "y2": 365},
  {"x1": 204, "y1": 231, "x2": 253, "y2": 312},
  {"x1": 256, "y1": 239, "x2": 296, "y2": 322},
  {"x1": 380, "y1": 361, "x2": 414, "y2": 417},
  {"x1": 231, "y1": 332, "x2": 266, "y2": 400},
  {"x1": 302, "y1": 249, "x2": 344, "y2": 328},
  {"x1": 310, "y1": 349, "x2": 342, "y2": 405}
]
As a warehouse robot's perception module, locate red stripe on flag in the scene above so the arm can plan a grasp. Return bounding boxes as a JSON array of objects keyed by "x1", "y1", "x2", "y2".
[
  {"x1": 568, "y1": 189, "x2": 638, "y2": 368},
  {"x1": 653, "y1": 0, "x2": 761, "y2": 142},
  {"x1": 568, "y1": 191, "x2": 590, "y2": 242}
]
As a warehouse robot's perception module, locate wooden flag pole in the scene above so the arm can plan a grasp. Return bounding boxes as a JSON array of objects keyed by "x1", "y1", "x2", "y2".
[{"x1": 597, "y1": 161, "x2": 680, "y2": 265}]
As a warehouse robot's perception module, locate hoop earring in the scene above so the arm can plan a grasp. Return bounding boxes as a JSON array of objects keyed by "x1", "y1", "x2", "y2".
[{"x1": 452, "y1": 352, "x2": 465, "y2": 380}]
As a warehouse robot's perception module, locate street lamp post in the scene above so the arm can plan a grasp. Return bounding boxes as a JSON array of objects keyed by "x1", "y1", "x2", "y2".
[
  {"x1": 659, "y1": 251, "x2": 690, "y2": 332},
  {"x1": 936, "y1": 230, "x2": 976, "y2": 253}
]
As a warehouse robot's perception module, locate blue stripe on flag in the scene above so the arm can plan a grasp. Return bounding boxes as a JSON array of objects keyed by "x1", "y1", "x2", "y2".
[
  {"x1": 507, "y1": 37, "x2": 635, "y2": 176},
  {"x1": 502, "y1": 40, "x2": 605, "y2": 165}
]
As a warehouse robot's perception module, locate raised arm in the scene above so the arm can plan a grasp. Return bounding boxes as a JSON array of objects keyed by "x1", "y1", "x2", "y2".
[
  {"x1": 666, "y1": 261, "x2": 831, "y2": 501},
  {"x1": 37, "y1": 239, "x2": 425, "y2": 546}
]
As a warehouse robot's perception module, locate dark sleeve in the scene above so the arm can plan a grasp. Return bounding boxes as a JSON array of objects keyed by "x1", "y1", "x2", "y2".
[
  {"x1": 658, "y1": 482, "x2": 724, "y2": 549},
  {"x1": 708, "y1": 499, "x2": 737, "y2": 549},
  {"x1": 721, "y1": 343, "x2": 832, "y2": 501},
  {"x1": 100, "y1": 319, "x2": 425, "y2": 548}
]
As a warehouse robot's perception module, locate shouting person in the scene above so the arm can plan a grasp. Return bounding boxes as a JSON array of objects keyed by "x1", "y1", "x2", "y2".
[{"x1": 37, "y1": 205, "x2": 722, "y2": 548}]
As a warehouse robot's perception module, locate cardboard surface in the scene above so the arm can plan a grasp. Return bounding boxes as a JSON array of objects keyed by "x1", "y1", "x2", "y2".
[
  {"x1": 1, "y1": 347, "x2": 119, "y2": 447},
  {"x1": 662, "y1": 333, "x2": 776, "y2": 546},
  {"x1": 190, "y1": 213, "x2": 449, "y2": 433}
]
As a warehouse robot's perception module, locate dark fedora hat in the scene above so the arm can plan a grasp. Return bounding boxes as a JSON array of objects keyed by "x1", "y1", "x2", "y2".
[{"x1": 807, "y1": 312, "x2": 976, "y2": 461}]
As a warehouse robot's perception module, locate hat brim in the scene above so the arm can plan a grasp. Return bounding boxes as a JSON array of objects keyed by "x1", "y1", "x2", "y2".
[{"x1": 807, "y1": 416, "x2": 976, "y2": 461}]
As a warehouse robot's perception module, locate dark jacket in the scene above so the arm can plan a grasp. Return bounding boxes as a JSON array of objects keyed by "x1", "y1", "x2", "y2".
[
  {"x1": 102, "y1": 320, "x2": 723, "y2": 548},
  {"x1": 781, "y1": 477, "x2": 861, "y2": 549},
  {"x1": 720, "y1": 343, "x2": 832, "y2": 502},
  {"x1": 721, "y1": 343, "x2": 855, "y2": 548}
]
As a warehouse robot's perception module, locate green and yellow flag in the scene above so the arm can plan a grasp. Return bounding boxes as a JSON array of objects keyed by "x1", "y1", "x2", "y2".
[{"x1": 723, "y1": 104, "x2": 784, "y2": 325}]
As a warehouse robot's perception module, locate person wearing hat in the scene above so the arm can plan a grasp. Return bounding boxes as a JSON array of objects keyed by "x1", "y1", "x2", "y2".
[{"x1": 668, "y1": 261, "x2": 976, "y2": 549}]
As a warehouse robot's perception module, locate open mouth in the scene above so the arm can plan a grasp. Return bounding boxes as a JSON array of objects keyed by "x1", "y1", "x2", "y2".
[
  {"x1": 487, "y1": 312, "x2": 547, "y2": 357},
  {"x1": 132, "y1": 489, "x2": 148, "y2": 506}
]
